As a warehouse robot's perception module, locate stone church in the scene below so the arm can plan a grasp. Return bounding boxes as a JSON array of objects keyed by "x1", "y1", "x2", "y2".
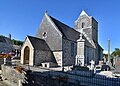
[{"x1": 21, "y1": 10, "x2": 103, "y2": 67}]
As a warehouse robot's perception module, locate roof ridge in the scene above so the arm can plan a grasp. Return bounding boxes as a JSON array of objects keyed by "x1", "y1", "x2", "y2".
[
  {"x1": 27, "y1": 35, "x2": 45, "y2": 41},
  {"x1": 49, "y1": 16, "x2": 73, "y2": 29},
  {"x1": 49, "y1": 16, "x2": 80, "y2": 34}
]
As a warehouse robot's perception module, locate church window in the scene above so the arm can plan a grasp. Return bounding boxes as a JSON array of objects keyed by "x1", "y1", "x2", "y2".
[
  {"x1": 71, "y1": 43, "x2": 74, "y2": 56},
  {"x1": 82, "y1": 22, "x2": 85, "y2": 28},
  {"x1": 42, "y1": 32, "x2": 47, "y2": 39}
]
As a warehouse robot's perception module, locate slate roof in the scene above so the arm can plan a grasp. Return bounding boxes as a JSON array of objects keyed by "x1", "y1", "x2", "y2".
[
  {"x1": 0, "y1": 35, "x2": 12, "y2": 44},
  {"x1": 49, "y1": 16, "x2": 80, "y2": 41},
  {"x1": 27, "y1": 36, "x2": 50, "y2": 50}
]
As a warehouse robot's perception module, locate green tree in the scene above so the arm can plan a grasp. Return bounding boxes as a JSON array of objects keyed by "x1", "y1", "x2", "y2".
[
  {"x1": 11, "y1": 39, "x2": 23, "y2": 45},
  {"x1": 111, "y1": 48, "x2": 120, "y2": 57}
]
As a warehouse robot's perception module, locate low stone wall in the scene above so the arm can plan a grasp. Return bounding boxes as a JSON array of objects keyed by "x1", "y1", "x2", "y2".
[
  {"x1": 1, "y1": 65, "x2": 79, "y2": 86},
  {"x1": 1, "y1": 65, "x2": 120, "y2": 86},
  {"x1": 1, "y1": 65, "x2": 26, "y2": 86}
]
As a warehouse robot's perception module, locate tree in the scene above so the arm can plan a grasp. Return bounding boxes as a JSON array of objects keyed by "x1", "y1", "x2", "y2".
[
  {"x1": 111, "y1": 48, "x2": 120, "y2": 57},
  {"x1": 11, "y1": 39, "x2": 23, "y2": 46}
]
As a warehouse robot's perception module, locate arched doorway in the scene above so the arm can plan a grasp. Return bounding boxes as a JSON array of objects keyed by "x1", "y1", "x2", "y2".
[{"x1": 24, "y1": 46, "x2": 30, "y2": 64}]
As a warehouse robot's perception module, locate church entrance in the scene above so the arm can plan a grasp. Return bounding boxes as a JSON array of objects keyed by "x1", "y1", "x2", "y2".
[{"x1": 24, "y1": 46, "x2": 30, "y2": 64}]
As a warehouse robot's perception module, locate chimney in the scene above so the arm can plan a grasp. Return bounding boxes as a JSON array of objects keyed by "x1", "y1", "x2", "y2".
[{"x1": 9, "y1": 34, "x2": 11, "y2": 40}]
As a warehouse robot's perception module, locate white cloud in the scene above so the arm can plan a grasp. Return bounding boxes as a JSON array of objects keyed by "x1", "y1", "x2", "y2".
[{"x1": 103, "y1": 51, "x2": 112, "y2": 54}]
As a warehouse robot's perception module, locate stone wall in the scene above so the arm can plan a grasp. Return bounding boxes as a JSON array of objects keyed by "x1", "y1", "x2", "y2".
[
  {"x1": 62, "y1": 39, "x2": 77, "y2": 66},
  {"x1": 34, "y1": 50, "x2": 57, "y2": 66},
  {"x1": 92, "y1": 17, "x2": 98, "y2": 42},
  {"x1": 36, "y1": 13, "x2": 62, "y2": 51},
  {"x1": 1, "y1": 65, "x2": 26, "y2": 86},
  {"x1": 75, "y1": 14, "x2": 93, "y2": 39},
  {"x1": 53, "y1": 51, "x2": 62, "y2": 66},
  {"x1": 84, "y1": 46, "x2": 95, "y2": 65}
]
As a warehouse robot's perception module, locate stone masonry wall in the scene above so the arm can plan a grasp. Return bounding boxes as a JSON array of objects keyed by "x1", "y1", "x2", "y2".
[
  {"x1": 1, "y1": 65, "x2": 26, "y2": 86},
  {"x1": 34, "y1": 50, "x2": 57, "y2": 66},
  {"x1": 62, "y1": 39, "x2": 77, "y2": 66},
  {"x1": 36, "y1": 14, "x2": 62, "y2": 51},
  {"x1": 53, "y1": 51, "x2": 62, "y2": 66}
]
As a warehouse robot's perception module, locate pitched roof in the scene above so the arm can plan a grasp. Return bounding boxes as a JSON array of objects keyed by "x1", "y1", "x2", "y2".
[
  {"x1": 49, "y1": 16, "x2": 80, "y2": 41},
  {"x1": 0, "y1": 35, "x2": 12, "y2": 44},
  {"x1": 27, "y1": 36, "x2": 50, "y2": 50}
]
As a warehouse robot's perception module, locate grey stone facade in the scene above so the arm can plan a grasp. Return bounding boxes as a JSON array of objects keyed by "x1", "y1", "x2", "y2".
[
  {"x1": 35, "y1": 12, "x2": 79, "y2": 66},
  {"x1": 36, "y1": 14, "x2": 62, "y2": 51},
  {"x1": 34, "y1": 50, "x2": 56, "y2": 65},
  {"x1": 62, "y1": 38, "x2": 77, "y2": 66}
]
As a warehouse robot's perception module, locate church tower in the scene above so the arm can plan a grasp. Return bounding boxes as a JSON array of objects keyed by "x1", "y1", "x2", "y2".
[
  {"x1": 75, "y1": 10, "x2": 100, "y2": 66},
  {"x1": 74, "y1": 10, "x2": 98, "y2": 42}
]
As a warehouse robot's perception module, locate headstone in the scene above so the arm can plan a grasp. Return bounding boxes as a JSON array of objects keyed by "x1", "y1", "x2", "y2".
[{"x1": 4, "y1": 58, "x2": 6, "y2": 65}]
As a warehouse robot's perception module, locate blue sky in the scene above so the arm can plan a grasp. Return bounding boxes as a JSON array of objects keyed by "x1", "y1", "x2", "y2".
[{"x1": 0, "y1": 0, "x2": 120, "y2": 53}]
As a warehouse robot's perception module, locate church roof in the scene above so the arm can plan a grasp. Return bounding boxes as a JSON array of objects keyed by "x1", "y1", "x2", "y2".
[
  {"x1": 0, "y1": 35, "x2": 12, "y2": 44},
  {"x1": 27, "y1": 36, "x2": 50, "y2": 50},
  {"x1": 49, "y1": 16, "x2": 80, "y2": 41}
]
